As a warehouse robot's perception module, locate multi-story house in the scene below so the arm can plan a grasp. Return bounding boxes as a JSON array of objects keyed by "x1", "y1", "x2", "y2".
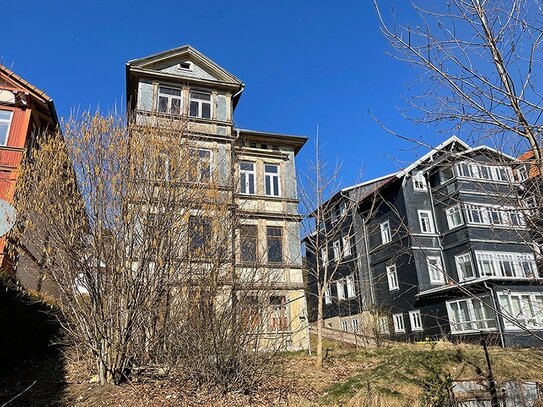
[
  {"x1": 307, "y1": 136, "x2": 543, "y2": 347},
  {"x1": 0, "y1": 64, "x2": 58, "y2": 286},
  {"x1": 126, "y1": 45, "x2": 309, "y2": 350}
]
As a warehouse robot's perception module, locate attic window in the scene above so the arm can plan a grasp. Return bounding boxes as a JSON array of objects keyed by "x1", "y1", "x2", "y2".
[{"x1": 177, "y1": 61, "x2": 192, "y2": 71}]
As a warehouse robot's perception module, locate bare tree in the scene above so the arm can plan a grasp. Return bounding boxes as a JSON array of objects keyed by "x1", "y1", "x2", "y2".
[
  {"x1": 375, "y1": 0, "x2": 543, "y2": 176},
  {"x1": 299, "y1": 137, "x2": 367, "y2": 368},
  {"x1": 10, "y1": 112, "x2": 283, "y2": 390}
]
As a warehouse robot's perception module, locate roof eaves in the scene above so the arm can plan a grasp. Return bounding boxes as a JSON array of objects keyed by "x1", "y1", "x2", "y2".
[
  {"x1": 397, "y1": 136, "x2": 469, "y2": 177},
  {"x1": 340, "y1": 171, "x2": 400, "y2": 193}
]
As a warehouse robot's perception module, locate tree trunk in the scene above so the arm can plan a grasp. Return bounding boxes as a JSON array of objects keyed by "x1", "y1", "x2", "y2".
[{"x1": 316, "y1": 291, "x2": 324, "y2": 369}]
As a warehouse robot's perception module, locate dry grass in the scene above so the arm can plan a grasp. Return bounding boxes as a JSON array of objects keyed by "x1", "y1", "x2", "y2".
[{"x1": 2, "y1": 338, "x2": 543, "y2": 406}]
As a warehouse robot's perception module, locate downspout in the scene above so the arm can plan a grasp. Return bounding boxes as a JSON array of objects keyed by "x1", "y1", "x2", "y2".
[{"x1": 484, "y1": 281, "x2": 506, "y2": 348}]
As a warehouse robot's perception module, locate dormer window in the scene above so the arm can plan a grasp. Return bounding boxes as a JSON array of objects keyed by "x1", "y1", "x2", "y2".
[
  {"x1": 189, "y1": 90, "x2": 212, "y2": 119},
  {"x1": 177, "y1": 61, "x2": 192, "y2": 71}
]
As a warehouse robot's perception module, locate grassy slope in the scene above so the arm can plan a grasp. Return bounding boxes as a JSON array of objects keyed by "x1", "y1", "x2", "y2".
[{"x1": 290, "y1": 337, "x2": 543, "y2": 406}]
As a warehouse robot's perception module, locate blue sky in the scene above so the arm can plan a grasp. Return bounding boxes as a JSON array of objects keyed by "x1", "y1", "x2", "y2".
[{"x1": 2, "y1": 0, "x2": 445, "y2": 189}]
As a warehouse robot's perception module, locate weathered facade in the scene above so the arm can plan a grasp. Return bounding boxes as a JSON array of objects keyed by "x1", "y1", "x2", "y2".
[
  {"x1": 126, "y1": 45, "x2": 309, "y2": 350},
  {"x1": 307, "y1": 136, "x2": 543, "y2": 347}
]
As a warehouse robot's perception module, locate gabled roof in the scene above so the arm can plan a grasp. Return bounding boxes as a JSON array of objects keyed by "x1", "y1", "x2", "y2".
[
  {"x1": 341, "y1": 171, "x2": 399, "y2": 193},
  {"x1": 397, "y1": 136, "x2": 469, "y2": 177},
  {"x1": 127, "y1": 45, "x2": 243, "y2": 86},
  {"x1": 0, "y1": 63, "x2": 58, "y2": 125},
  {"x1": 457, "y1": 145, "x2": 518, "y2": 162}
]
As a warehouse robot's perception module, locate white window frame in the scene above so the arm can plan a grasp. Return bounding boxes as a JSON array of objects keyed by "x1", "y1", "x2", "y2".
[
  {"x1": 386, "y1": 264, "x2": 399, "y2": 291},
  {"x1": 341, "y1": 320, "x2": 349, "y2": 332},
  {"x1": 455, "y1": 161, "x2": 512, "y2": 183},
  {"x1": 413, "y1": 171, "x2": 427, "y2": 191},
  {"x1": 446, "y1": 205, "x2": 464, "y2": 229},
  {"x1": 446, "y1": 296, "x2": 497, "y2": 334},
  {"x1": 321, "y1": 247, "x2": 328, "y2": 266},
  {"x1": 455, "y1": 253, "x2": 475, "y2": 281},
  {"x1": 475, "y1": 251, "x2": 537, "y2": 279},
  {"x1": 418, "y1": 210, "x2": 435, "y2": 234},
  {"x1": 351, "y1": 319, "x2": 360, "y2": 332},
  {"x1": 333, "y1": 240, "x2": 341, "y2": 261},
  {"x1": 156, "y1": 86, "x2": 183, "y2": 115},
  {"x1": 324, "y1": 286, "x2": 332, "y2": 305},
  {"x1": 427, "y1": 256, "x2": 445, "y2": 284},
  {"x1": 189, "y1": 89, "x2": 212, "y2": 119},
  {"x1": 346, "y1": 275, "x2": 356, "y2": 298},
  {"x1": 380, "y1": 220, "x2": 392, "y2": 244},
  {"x1": 378, "y1": 316, "x2": 389, "y2": 335},
  {"x1": 336, "y1": 279, "x2": 346, "y2": 301},
  {"x1": 516, "y1": 166, "x2": 528, "y2": 182},
  {"x1": 342, "y1": 235, "x2": 352, "y2": 257},
  {"x1": 409, "y1": 310, "x2": 423, "y2": 332},
  {"x1": 393, "y1": 313, "x2": 405, "y2": 333},
  {"x1": 264, "y1": 164, "x2": 281, "y2": 197},
  {"x1": 0, "y1": 110, "x2": 13, "y2": 146},
  {"x1": 498, "y1": 291, "x2": 543, "y2": 330},
  {"x1": 239, "y1": 161, "x2": 256, "y2": 195}
]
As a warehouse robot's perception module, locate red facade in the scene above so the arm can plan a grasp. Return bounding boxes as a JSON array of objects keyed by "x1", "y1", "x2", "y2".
[{"x1": 0, "y1": 64, "x2": 58, "y2": 267}]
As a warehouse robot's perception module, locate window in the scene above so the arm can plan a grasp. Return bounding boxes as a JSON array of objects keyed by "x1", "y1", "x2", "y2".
[
  {"x1": 386, "y1": 264, "x2": 399, "y2": 291},
  {"x1": 157, "y1": 86, "x2": 182, "y2": 115},
  {"x1": 341, "y1": 320, "x2": 349, "y2": 332},
  {"x1": 351, "y1": 319, "x2": 360, "y2": 332},
  {"x1": 464, "y1": 204, "x2": 525, "y2": 227},
  {"x1": 393, "y1": 313, "x2": 405, "y2": 333},
  {"x1": 455, "y1": 161, "x2": 512, "y2": 182},
  {"x1": 498, "y1": 292, "x2": 543, "y2": 330},
  {"x1": 455, "y1": 253, "x2": 475, "y2": 281},
  {"x1": 0, "y1": 110, "x2": 13, "y2": 146},
  {"x1": 332, "y1": 201, "x2": 347, "y2": 223},
  {"x1": 264, "y1": 164, "x2": 280, "y2": 197},
  {"x1": 446, "y1": 296, "x2": 497, "y2": 334},
  {"x1": 427, "y1": 256, "x2": 445, "y2": 284},
  {"x1": 324, "y1": 286, "x2": 332, "y2": 304},
  {"x1": 189, "y1": 90, "x2": 212, "y2": 119},
  {"x1": 418, "y1": 210, "x2": 435, "y2": 234},
  {"x1": 475, "y1": 251, "x2": 537, "y2": 278},
  {"x1": 465, "y1": 204, "x2": 486, "y2": 224},
  {"x1": 240, "y1": 225, "x2": 257, "y2": 263},
  {"x1": 380, "y1": 220, "x2": 392, "y2": 244},
  {"x1": 189, "y1": 216, "x2": 212, "y2": 255},
  {"x1": 266, "y1": 226, "x2": 283, "y2": 264},
  {"x1": 268, "y1": 296, "x2": 289, "y2": 331},
  {"x1": 320, "y1": 247, "x2": 328, "y2": 266},
  {"x1": 240, "y1": 161, "x2": 255, "y2": 195},
  {"x1": 446, "y1": 205, "x2": 464, "y2": 229},
  {"x1": 342, "y1": 235, "x2": 352, "y2": 257},
  {"x1": 188, "y1": 148, "x2": 212, "y2": 183},
  {"x1": 333, "y1": 240, "x2": 341, "y2": 261},
  {"x1": 413, "y1": 171, "x2": 427, "y2": 191},
  {"x1": 346, "y1": 275, "x2": 356, "y2": 298},
  {"x1": 516, "y1": 166, "x2": 528, "y2": 182},
  {"x1": 439, "y1": 166, "x2": 454, "y2": 183},
  {"x1": 336, "y1": 279, "x2": 346, "y2": 300},
  {"x1": 378, "y1": 316, "x2": 389, "y2": 335},
  {"x1": 409, "y1": 310, "x2": 423, "y2": 331}
]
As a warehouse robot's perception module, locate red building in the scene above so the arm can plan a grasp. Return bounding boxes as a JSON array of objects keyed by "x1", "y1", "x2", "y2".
[{"x1": 0, "y1": 64, "x2": 58, "y2": 268}]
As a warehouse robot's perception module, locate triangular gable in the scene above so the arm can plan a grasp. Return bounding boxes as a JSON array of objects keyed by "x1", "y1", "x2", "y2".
[
  {"x1": 0, "y1": 64, "x2": 52, "y2": 104},
  {"x1": 397, "y1": 136, "x2": 469, "y2": 177},
  {"x1": 128, "y1": 45, "x2": 242, "y2": 85}
]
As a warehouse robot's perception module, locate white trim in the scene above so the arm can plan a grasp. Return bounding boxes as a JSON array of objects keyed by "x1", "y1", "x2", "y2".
[
  {"x1": 386, "y1": 264, "x2": 399, "y2": 291},
  {"x1": 418, "y1": 210, "x2": 435, "y2": 234},
  {"x1": 397, "y1": 136, "x2": 469, "y2": 176},
  {"x1": 239, "y1": 160, "x2": 256, "y2": 195},
  {"x1": 446, "y1": 296, "x2": 497, "y2": 334},
  {"x1": 380, "y1": 220, "x2": 392, "y2": 244},
  {"x1": 264, "y1": 163, "x2": 281, "y2": 197},
  {"x1": 427, "y1": 256, "x2": 445, "y2": 284},
  {"x1": 455, "y1": 252, "x2": 475, "y2": 281},
  {"x1": 498, "y1": 291, "x2": 543, "y2": 331},
  {"x1": 409, "y1": 310, "x2": 423, "y2": 331},
  {"x1": 0, "y1": 110, "x2": 13, "y2": 146},
  {"x1": 412, "y1": 171, "x2": 427, "y2": 191},
  {"x1": 393, "y1": 313, "x2": 405, "y2": 333}
]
